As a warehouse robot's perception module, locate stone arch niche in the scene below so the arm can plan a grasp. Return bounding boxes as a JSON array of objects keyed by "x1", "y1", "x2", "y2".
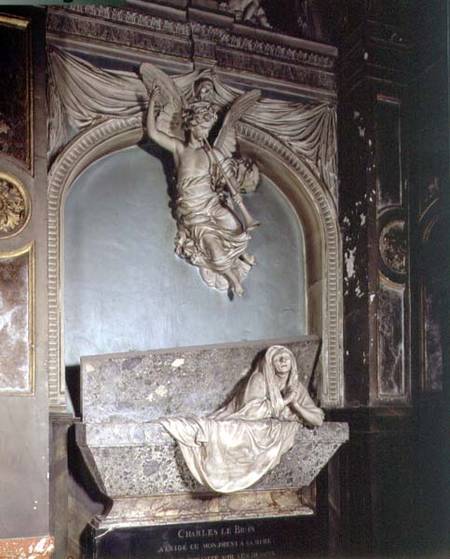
[{"x1": 48, "y1": 116, "x2": 343, "y2": 410}]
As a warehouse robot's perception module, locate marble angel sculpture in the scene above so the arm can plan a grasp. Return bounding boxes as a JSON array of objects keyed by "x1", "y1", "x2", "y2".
[
  {"x1": 160, "y1": 345, "x2": 325, "y2": 494},
  {"x1": 140, "y1": 64, "x2": 260, "y2": 296}
]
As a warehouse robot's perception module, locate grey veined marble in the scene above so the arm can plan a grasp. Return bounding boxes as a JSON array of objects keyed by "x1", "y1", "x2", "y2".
[
  {"x1": 79, "y1": 337, "x2": 348, "y2": 527},
  {"x1": 81, "y1": 337, "x2": 320, "y2": 424},
  {"x1": 82, "y1": 421, "x2": 347, "y2": 498}
]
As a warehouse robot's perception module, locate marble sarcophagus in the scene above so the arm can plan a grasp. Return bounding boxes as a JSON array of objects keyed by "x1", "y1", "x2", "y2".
[{"x1": 77, "y1": 336, "x2": 348, "y2": 529}]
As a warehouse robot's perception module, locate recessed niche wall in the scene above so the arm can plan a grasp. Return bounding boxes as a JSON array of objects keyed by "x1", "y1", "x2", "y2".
[{"x1": 64, "y1": 145, "x2": 307, "y2": 367}]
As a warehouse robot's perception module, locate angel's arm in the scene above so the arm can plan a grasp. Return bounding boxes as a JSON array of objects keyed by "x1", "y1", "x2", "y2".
[{"x1": 146, "y1": 89, "x2": 183, "y2": 155}]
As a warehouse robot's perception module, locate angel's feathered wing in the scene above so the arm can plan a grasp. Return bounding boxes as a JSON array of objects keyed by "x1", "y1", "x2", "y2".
[
  {"x1": 214, "y1": 89, "x2": 261, "y2": 157},
  {"x1": 140, "y1": 63, "x2": 185, "y2": 141}
]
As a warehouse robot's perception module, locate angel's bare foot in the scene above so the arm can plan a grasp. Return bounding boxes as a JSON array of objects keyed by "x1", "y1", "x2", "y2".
[
  {"x1": 234, "y1": 283, "x2": 244, "y2": 297},
  {"x1": 224, "y1": 270, "x2": 244, "y2": 297},
  {"x1": 241, "y1": 253, "x2": 256, "y2": 266}
]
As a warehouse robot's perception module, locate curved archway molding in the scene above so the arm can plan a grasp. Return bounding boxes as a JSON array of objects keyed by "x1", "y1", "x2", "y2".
[{"x1": 48, "y1": 118, "x2": 343, "y2": 410}]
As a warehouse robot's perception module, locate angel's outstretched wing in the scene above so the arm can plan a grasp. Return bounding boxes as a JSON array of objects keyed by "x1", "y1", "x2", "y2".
[
  {"x1": 214, "y1": 89, "x2": 261, "y2": 157},
  {"x1": 140, "y1": 63, "x2": 185, "y2": 140}
]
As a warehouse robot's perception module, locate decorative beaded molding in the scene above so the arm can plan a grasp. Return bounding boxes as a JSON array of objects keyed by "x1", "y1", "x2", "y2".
[
  {"x1": 48, "y1": 116, "x2": 343, "y2": 410},
  {"x1": 46, "y1": 9, "x2": 192, "y2": 61},
  {"x1": 57, "y1": 4, "x2": 335, "y2": 68}
]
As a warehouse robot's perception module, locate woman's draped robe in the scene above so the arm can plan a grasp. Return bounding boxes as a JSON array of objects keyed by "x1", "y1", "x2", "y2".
[{"x1": 160, "y1": 369, "x2": 323, "y2": 493}]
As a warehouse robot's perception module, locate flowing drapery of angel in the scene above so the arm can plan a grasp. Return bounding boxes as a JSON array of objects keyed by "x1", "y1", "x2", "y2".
[
  {"x1": 160, "y1": 346, "x2": 324, "y2": 493},
  {"x1": 48, "y1": 47, "x2": 337, "y2": 197}
]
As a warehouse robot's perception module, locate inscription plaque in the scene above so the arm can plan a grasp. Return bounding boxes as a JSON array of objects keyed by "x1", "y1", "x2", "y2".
[{"x1": 85, "y1": 516, "x2": 325, "y2": 559}]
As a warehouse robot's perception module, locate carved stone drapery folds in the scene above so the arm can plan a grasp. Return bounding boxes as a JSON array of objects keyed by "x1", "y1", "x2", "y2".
[
  {"x1": 47, "y1": 48, "x2": 337, "y2": 200},
  {"x1": 160, "y1": 345, "x2": 324, "y2": 493}
]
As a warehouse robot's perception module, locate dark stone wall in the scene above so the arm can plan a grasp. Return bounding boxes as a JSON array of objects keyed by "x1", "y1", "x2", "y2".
[
  {"x1": 0, "y1": 6, "x2": 51, "y2": 545},
  {"x1": 408, "y1": 0, "x2": 450, "y2": 554},
  {"x1": 329, "y1": 1, "x2": 435, "y2": 556}
]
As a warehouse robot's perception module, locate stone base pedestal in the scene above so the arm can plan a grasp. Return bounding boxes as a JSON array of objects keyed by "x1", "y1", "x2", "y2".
[
  {"x1": 78, "y1": 338, "x2": 348, "y2": 544},
  {"x1": 99, "y1": 489, "x2": 314, "y2": 529},
  {"x1": 77, "y1": 419, "x2": 348, "y2": 527}
]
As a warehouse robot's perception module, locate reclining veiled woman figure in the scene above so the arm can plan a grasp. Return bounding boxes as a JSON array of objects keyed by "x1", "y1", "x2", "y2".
[{"x1": 160, "y1": 345, "x2": 324, "y2": 493}]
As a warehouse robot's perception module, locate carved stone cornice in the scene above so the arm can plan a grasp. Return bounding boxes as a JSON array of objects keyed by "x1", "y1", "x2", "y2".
[
  {"x1": 47, "y1": 4, "x2": 336, "y2": 96},
  {"x1": 189, "y1": 21, "x2": 334, "y2": 69},
  {"x1": 62, "y1": 4, "x2": 191, "y2": 37},
  {"x1": 191, "y1": 21, "x2": 335, "y2": 91},
  {"x1": 46, "y1": 7, "x2": 192, "y2": 61}
]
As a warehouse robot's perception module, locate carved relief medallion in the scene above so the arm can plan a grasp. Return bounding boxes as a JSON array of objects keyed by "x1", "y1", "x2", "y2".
[
  {"x1": 0, "y1": 173, "x2": 30, "y2": 238},
  {"x1": 379, "y1": 219, "x2": 406, "y2": 278}
]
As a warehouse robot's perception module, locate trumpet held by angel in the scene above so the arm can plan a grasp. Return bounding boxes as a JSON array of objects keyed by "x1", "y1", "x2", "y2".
[{"x1": 140, "y1": 63, "x2": 261, "y2": 296}]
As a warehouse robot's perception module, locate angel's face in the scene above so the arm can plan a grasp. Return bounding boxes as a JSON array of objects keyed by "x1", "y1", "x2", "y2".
[
  {"x1": 190, "y1": 121, "x2": 213, "y2": 141},
  {"x1": 188, "y1": 110, "x2": 216, "y2": 142}
]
